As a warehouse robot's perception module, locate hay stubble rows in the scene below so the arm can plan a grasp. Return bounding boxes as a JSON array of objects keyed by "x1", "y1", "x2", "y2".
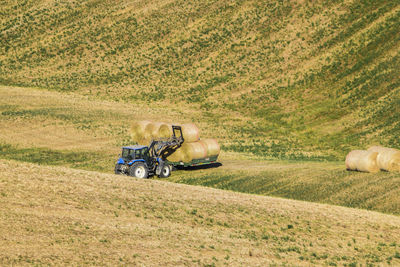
[
  {"x1": 1, "y1": 86, "x2": 399, "y2": 216},
  {"x1": 1, "y1": 0, "x2": 400, "y2": 265},
  {"x1": 1, "y1": 160, "x2": 400, "y2": 266}
]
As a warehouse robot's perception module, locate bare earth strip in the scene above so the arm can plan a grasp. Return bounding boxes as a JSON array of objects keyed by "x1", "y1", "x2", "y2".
[{"x1": 0, "y1": 160, "x2": 399, "y2": 266}]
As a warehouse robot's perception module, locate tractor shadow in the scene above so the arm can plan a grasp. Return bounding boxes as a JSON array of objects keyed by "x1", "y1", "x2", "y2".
[{"x1": 174, "y1": 162, "x2": 223, "y2": 171}]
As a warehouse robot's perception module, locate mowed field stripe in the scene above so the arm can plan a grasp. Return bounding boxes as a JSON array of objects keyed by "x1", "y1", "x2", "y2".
[{"x1": 0, "y1": 160, "x2": 400, "y2": 266}]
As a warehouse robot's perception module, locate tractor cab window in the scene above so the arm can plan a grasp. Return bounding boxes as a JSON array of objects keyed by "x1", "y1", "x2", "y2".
[
  {"x1": 122, "y1": 147, "x2": 149, "y2": 160},
  {"x1": 142, "y1": 147, "x2": 149, "y2": 158},
  {"x1": 136, "y1": 148, "x2": 149, "y2": 159},
  {"x1": 122, "y1": 148, "x2": 136, "y2": 160}
]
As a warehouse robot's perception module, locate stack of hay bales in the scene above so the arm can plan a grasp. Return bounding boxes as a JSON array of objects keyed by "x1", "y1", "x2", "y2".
[
  {"x1": 130, "y1": 121, "x2": 174, "y2": 145},
  {"x1": 345, "y1": 146, "x2": 400, "y2": 173},
  {"x1": 130, "y1": 121, "x2": 220, "y2": 163},
  {"x1": 130, "y1": 121, "x2": 151, "y2": 145}
]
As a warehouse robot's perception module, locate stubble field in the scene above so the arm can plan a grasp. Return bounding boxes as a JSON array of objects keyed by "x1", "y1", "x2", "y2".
[{"x1": 1, "y1": 160, "x2": 400, "y2": 266}]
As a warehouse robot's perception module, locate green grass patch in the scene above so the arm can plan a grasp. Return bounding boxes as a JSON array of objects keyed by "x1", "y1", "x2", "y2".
[
  {"x1": 0, "y1": 143, "x2": 112, "y2": 172},
  {"x1": 168, "y1": 162, "x2": 400, "y2": 215}
]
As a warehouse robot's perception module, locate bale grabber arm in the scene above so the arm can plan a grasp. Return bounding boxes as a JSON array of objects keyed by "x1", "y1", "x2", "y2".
[{"x1": 148, "y1": 125, "x2": 184, "y2": 159}]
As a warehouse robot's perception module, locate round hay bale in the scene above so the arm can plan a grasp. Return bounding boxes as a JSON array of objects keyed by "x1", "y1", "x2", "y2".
[
  {"x1": 130, "y1": 121, "x2": 151, "y2": 142},
  {"x1": 368, "y1": 146, "x2": 400, "y2": 172},
  {"x1": 137, "y1": 137, "x2": 151, "y2": 146},
  {"x1": 181, "y1": 123, "x2": 200, "y2": 143},
  {"x1": 345, "y1": 150, "x2": 379, "y2": 173},
  {"x1": 180, "y1": 142, "x2": 207, "y2": 162},
  {"x1": 166, "y1": 147, "x2": 185, "y2": 162},
  {"x1": 158, "y1": 123, "x2": 172, "y2": 138},
  {"x1": 199, "y1": 139, "x2": 220, "y2": 157},
  {"x1": 144, "y1": 122, "x2": 164, "y2": 141}
]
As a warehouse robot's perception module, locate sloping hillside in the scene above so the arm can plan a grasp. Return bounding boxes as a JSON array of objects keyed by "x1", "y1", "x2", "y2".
[
  {"x1": 1, "y1": 159, "x2": 400, "y2": 266},
  {"x1": 1, "y1": 0, "x2": 399, "y2": 159},
  {"x1": 1, "y1": 86, "x2": 399, "y2": 216}
]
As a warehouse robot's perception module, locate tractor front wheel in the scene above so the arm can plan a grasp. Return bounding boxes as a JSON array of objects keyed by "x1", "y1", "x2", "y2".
[
  {"x1": 114, "y1": 164, "x2": 124, "y2": 175},
  {"x1": 129, "y1": 162, "x2": 149, "y2": 179}
]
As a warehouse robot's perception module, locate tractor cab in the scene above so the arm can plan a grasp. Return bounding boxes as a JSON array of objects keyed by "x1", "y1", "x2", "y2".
[
  {"x1": 121, "y1": 145, "x2": 149, "y2": 162},
  {"x1": 114, "y1": 145, "x2": 152, "y2": 178}
]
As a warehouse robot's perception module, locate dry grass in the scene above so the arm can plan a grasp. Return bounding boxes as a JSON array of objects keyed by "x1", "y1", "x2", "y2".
[
  {"x1": 1, "y1": 2, "x2": 400, "y2": 264},
  {"x1": 1, "y1": 86, "x2": 400, "y2": 216},
  {"x1": 0, "y1": 85, "x2": 235, "y2": 149},
  {"x1": 1, "y1": 159, "x2": 400, "y2": 266},
  {"x1": 0, "y1": 85, "x2": 195, "y2": 151},
  {"x1": 168, "y1": 160, "x2": 400, "y2": 215},
  {"x1": 1, "y1": 1, "x2": 399, "y2": 160}
]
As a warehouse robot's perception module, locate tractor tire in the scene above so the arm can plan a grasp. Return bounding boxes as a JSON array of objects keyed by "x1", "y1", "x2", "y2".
[
  {"x1": 114, "y1": 164, "x2": 124, "y2": 175},
  {"x1": 129, "y1": 162, "x2": 149, "y2": 179},
  {"x1": 158, "y1": 164, "x2": 171, "y2": 178}
]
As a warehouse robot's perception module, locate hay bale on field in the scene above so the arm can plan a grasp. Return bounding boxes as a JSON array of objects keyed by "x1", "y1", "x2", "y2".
[
  {"x1": 130, "y1": 121, "x2": 151, "y2": 143},
  {"x1": 166, "y1": 142, "x2": 207, "y2": 163},
  {"x1": 137, "y1": 137, "x2": 151, "y2": 146},
  {"x1": 166, "y1": 147, "x2": 185, "y2": 162},
  {"x1": 181, "y1": 123, "x2": 200, "y2": 143},
  {"x1": 199, "y1": 139, "x2": 220, "y2": 157},
  {"x1": 367, "y1": 146, "x2": 400, "y2": 172},
  {"x1": 184, "y1": 142, "x2": 208, "y2": 161},
  {"x1": 345, "y1": 150, "x2": 379, "y2": 173},
  {"x1": 158, "y1": 123, "x2": 173, "y2": 138},
  {"x1": 144, "y1": 122, "x2": 164, "y2": 141}
]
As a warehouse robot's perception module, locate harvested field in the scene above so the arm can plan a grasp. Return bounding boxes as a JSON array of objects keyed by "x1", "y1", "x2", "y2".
[
  {"x1": 1, "y1": 0, "x2": 399, "y2": 160},
  {"x1": 1, "y1": 160, "x2": 400, "y2": 266},
  {"x1": 1, "y1": 0, "x2": 400, "y2": 265},
  {"x1": 1, "y1": 86, "x2": 399, "y2": 215}
]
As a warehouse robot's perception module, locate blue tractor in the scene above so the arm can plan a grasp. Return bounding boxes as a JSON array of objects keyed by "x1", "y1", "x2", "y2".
[{"x1": 114, "y1": 126, "x2": 184, "y2": 178}]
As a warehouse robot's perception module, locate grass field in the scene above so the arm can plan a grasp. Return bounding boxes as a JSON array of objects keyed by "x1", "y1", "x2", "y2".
[
  {"x1": 1, "y1": 1, "x2": 400, "y2": 264},
  {"x1": 1, "y1": 0, "x2": 399, "y2": 160},
  {"x1": 168, "y1": 160, "x2": 400, "y2": 216},
  {"x1": 1, "y1": 86, "x2": 399, "y2": 217},
  {"x1": 1, "y1": 159, "x2": 400, "y2": 266}
]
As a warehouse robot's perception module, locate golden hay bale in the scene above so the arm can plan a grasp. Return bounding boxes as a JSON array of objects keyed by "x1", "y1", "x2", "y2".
[
  {"x1": 144, "y1": 122, "x2": 164, "y2": 141},
  {"x1": 181, "y1": 123, "x2": 200, "y2": 143},
  {"x1": 345, "y1": 150, "x2": 379, "y2": 173},
  {"x1": 130, "y1": 121, "x2": 151, "y2": 142},
  {"x1": 158, "y1": 123, "x2": 173, "y2": 138},
  {"x1": 367, "y1": 146, "x2": 400, "y2": 172},
  {"x1": 199, "y1": 139, "x2": 220, "y2": 157},
  {"x1": 181, "y1": 142, "x2": 208, "y2": 162},
  {"x1": 166, "y1": 147, "x2": 185, "y2": 162},
  {"x1": 167, "y1": 142, "x2": 207, "y2": 163},
  {"x1": 137, "y1": 137, "x2": 151, "y2": 146}
]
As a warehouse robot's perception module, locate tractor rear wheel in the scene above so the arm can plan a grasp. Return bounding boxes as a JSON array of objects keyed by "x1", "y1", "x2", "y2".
[
  {"x1": 158, "y1": 164, "x2": 171, "y2": 178},
  {"x1": 129, "y1": 162, "x2": 149, "y2": 179}
]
